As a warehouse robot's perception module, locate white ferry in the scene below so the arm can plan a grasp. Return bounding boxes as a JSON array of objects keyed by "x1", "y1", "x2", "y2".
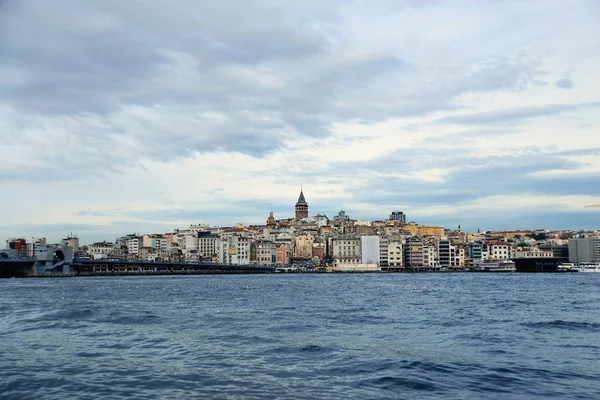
[
  {"x1": 558, "y1": 263, "x2": 600, "y2": 272},
  {"x1": 573, "y1": 263, "x2": 600, "y2": 273},
  {"x1": 474, "y1": 259, "x2": 516, "y2": 272},
  {"x1": 558, "y1": 263, "x2": 577, "y2": 272}
]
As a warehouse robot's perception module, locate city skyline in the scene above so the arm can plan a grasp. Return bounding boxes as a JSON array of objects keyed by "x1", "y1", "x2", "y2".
[
  {"x1": 1, "y1": 1, "x2": 600, "y2": 244},
  {"x1": 3, "y1": 189, "x2": 599, "y2": 246}
]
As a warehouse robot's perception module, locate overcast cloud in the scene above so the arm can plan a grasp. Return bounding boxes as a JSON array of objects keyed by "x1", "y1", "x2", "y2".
[{"x1": 1, "y1": 0, "x2": 599, "y2": 243}]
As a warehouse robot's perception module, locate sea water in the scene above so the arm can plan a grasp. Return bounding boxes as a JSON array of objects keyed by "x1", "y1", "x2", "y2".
[{"x1": 1, "y1": 273, "x2": 599, "y2": 399}]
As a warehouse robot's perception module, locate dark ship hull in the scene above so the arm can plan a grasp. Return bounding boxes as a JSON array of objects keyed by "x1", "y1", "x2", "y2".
[{"x1": 0, "y1": 259, "x2": 36, "y2": 278}]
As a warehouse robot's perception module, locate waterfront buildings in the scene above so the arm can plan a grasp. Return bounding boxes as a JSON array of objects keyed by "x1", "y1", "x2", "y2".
[{"x1": 7, "y1": 189, "x2": 596, "y2": 271}]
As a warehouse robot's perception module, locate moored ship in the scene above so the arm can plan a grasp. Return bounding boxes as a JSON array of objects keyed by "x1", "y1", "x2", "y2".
[
  {"x1": 558, "y1": 262, "x2": 600, "y2": 272},
  {"x1": 473, "y1": 259, "x2": 516, "y2": 272},
  {"x1": 573, "y1": 263, "x2": 600, "y2": 273}
]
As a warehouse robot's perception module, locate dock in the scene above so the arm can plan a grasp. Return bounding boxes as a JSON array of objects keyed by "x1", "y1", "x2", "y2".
[{"x1": 72, "y1": 259, "x2": 276, "y2": 276}]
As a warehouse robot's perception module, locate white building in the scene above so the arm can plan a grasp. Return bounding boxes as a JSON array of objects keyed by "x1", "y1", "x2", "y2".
[
  {"x1": 488, "y1": 243, "x2": 511, "y2": 260},
  {"x1": 423, "y1": 242, "x2": 437, "y2": 267},
  {"x1": 114, "y1": 235, "x2": 142, "y2": 257},
  {"x1": 360, "y1": 236, "x2": 380, "y2": 265},
  {"x1": 184, "y1": 234, "x2": 199, "y2": 254},
  {"x1": 89, "y1": 242, "x2": 114, "y2": 259},
  {"x1": 127, "y1": 237, "x2": 142, "y2": 256},
  {"x1": 224, "y1": 235, "x2": 252, "y2": 265}
]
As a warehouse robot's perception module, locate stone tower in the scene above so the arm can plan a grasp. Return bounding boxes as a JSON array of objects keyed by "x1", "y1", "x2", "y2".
[
  {"x1": 266, "y1": 211, "x2": 276, "y2": 227},
  {"x1": 295, "y1": 189, "x2": 308, "y2": 220}
]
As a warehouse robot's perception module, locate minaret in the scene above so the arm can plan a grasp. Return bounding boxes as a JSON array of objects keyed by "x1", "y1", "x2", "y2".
[{"x1": 295, "y1": 189, "x2": 309, "y2": 220}]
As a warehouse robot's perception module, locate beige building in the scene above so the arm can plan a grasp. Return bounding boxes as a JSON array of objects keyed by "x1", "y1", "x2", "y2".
[
  {"x1": 61, "y1": 236, "x2": 79, "y2": 252},
  {"x1": 387, "y1": 242, "x2": 403, "y2": 268},
  {"x1": 198, "y1": 233, "x2": 220, "y2": 260},
  {"x1": 515, "y1": 247, "x2": 553, "y2": 258},
  {"x1": 403, "y1": 225, "x2": 445, "y2": 237},
  {"x1": 255, "y1": 240, "x2": 277, "y2": 264},
  {"x1": 89, "y1": 242, "x2": 114, "y2": 260},
  {"x1": 295, "y1": 233, "x2": 315, "y2": 259},
  {"x1": 332, "y1": 235, "x2": 361, "y2": 266},
  {"x1": 456, "y1": 245, "x2": 466, "y2": 267}
]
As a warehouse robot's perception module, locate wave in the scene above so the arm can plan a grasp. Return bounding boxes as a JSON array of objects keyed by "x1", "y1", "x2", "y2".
[{"x1": 523, "y1": 320, "x2": 600, "y2": 332}]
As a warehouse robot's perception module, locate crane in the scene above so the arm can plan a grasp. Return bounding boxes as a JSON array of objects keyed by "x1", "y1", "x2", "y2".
[{"x1": 585, "y1": 204, "x2": 600, "y2": 208}]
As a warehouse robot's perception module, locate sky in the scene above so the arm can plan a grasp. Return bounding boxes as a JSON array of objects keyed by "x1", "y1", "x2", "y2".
[{"x1": 1, "y1": 0, "x2": 599, "y2": 244}]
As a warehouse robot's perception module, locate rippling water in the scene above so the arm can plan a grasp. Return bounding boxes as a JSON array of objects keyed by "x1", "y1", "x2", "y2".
[{"x1": 1, "y1": 274, "x2": 599, "y2": 399}]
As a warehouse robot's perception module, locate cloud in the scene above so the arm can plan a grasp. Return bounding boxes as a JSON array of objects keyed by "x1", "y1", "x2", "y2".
[
  {"x1": 439, "y1": 102, "x2": 600, "y2": 125},
  {"x1": 554, "y1": 77, "x2": 575, "y2": 89},
  {"x1": 0, "y1": 2, "x2": 547, "y2": 167},
  {"x1": 1, "y1": 0, "x2": 600, "y2": 242}
]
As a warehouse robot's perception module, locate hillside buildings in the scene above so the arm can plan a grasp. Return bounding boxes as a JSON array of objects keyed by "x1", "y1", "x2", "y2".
[{"x1": 12, "y1": 188, "x2": 596, "y2": 272}]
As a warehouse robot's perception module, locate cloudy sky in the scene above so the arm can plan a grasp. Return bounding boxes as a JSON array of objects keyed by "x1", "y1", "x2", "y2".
[{"x1": 1, "y1": 0, "x2": 599, "y2": 244}]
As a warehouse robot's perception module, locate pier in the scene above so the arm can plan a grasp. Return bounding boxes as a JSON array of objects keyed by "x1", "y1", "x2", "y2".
[{"x1": 72, "y1": 259, "x2": 276, "y2": 276}]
